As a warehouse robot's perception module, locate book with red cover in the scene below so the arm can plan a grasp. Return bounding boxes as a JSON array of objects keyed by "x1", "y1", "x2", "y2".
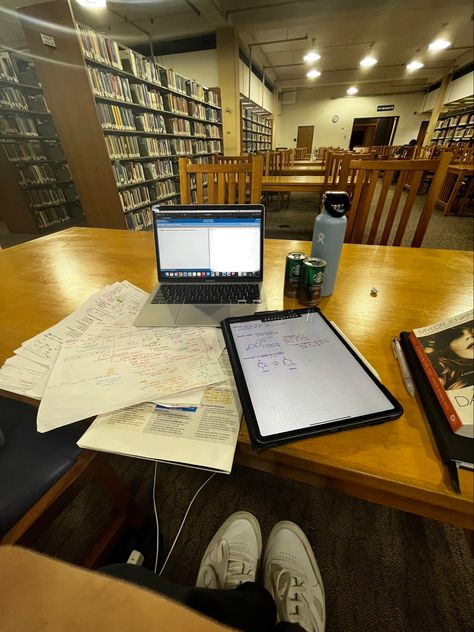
[
  {"x1": 399, "y1": 332, "x2": 473, "y2": 493},
  {"x1": 409, "y1": 310, "x2": 473, "y2": 438}
]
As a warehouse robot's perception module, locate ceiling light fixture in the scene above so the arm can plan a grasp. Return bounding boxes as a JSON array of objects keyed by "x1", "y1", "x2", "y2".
[
  {"x1": 304, "y1": 51, "x2": 321, "y2": 63},
  {"x1": 75, "y1": 0, "x2": 107, "y2": 8},
  {"x1": 304, "y1": 38, "x2": 321, "y2": 63},
  {"x1": 428, "y1": 38, "x2": 451, "y2": 51},
  {"x1": 347, "y1": 86, "x2": 358, "y2": 95},
  {"x1": 306, "y1": 69, "x2": 321, "y2": 79},
  {"x1": 360, "y1": 55, "x2": 378, "y2": 68},
  {"x1": 406, "y1": 60, "x2": 424, "y2": 71}
]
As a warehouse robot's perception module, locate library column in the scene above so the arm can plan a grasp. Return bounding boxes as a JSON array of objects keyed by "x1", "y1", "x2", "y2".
[{"x1": 216, "y1": 28, "x2": 241, "y2": 155}]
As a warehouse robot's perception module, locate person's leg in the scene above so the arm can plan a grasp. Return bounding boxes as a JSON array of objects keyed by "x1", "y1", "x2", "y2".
[
  {"x1": 263, "y1": 521, "x2": 326, "y2": 632},
  {"x1": 101, "y1": 512, "x2": 277, "y2": 632}
]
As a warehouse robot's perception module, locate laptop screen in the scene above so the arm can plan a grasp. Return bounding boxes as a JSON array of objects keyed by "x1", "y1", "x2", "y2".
[{"x1": 152, "y1": 204, "x2": 264, "y2": 283}]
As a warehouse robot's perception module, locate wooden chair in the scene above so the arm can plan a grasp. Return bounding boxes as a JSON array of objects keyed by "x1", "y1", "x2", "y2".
[
  {"x1": 214, "y1": 155, "x2": 252, "y2": 165},
  {"x1": 345, "y1": 152, "x2": 452, "y2": 247},
  {"x1": 323, "y1": 151, "x2": 350, "y2": 190},
  {"x1": 0, "y1": 396, "x2": 143, "y2": 568},
  {"x1": 179, "y1": 155, "x2": 263, "y2": 204},
  {"x1": 294, "y1": 147, "x2": 308, "y2": 160}
]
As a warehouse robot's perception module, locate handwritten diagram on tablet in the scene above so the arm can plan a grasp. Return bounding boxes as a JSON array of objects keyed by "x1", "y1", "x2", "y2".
[{"x1": 225, "y1": 310, "x2": 400, "y2": 442}]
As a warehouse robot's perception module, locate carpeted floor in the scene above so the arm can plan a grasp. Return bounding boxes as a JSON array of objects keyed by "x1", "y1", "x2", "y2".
[{"x1": 32, "y1": 455, "x2": 473, "y2": 632}]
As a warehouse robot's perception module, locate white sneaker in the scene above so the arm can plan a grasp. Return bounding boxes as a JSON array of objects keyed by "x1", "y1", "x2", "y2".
[
  {"x1": 263, "y1": 521, "x2": 325, "y2": 632},
  {"x1": 196, "y1": 511, "x2": 262, "y2": 590}
]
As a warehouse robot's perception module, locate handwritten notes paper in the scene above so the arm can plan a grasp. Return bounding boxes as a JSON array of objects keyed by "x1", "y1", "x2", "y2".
[
  {"x1": 0, "y1": 281, "x2": 148, "y2": 400},
  {"x1": 78, "y1": 350, "x2": 241, "y2": 473},
  {"x1": 37, "y1": 324, "x2": 225, "y2": 432}
]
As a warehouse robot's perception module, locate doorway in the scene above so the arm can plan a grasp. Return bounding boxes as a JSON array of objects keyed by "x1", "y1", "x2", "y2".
[
  {"x1": 296, "y1": 125, "x2": 314, "y2": 153},
  {"x1": 349, "y1": 116, "x2": 399, "y2": 148}
]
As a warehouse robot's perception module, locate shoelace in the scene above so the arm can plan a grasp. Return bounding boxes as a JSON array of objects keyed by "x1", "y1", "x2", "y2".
[
  {"x1": 202, "y1": 539, "x2": 256, "y2": 589},
  {"x1": 273, "y1": 567, "x2": 323, "y2": 632}
]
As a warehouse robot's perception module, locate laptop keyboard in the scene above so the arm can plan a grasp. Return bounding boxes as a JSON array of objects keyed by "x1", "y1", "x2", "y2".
[{"x1": 152, "y1": 284, "x2": 261, "y2": 305}]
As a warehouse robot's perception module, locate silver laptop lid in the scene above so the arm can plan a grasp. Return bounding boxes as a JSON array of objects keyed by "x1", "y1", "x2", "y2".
[{"x1": 152, "y1": 204, "x2": 265, "y2": 284}]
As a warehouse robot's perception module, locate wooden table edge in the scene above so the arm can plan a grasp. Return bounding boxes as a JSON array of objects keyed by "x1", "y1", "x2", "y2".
[{"x1": 235, "y1": 441, "x2": 474, "y2": 530}]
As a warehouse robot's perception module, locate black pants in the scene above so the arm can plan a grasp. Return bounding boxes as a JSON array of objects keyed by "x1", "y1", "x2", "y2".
[{"x1": 100, "y1": 564, "x2": 304, "y2": 632}]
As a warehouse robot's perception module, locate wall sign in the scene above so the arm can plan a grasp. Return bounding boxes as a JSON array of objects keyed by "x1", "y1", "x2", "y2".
[
  {"x1": 377, "y1": 104, "x2": 395, "y2": 112},
  {"x1": 41, "y1": 33, "x2": 56, "y2": 48}
]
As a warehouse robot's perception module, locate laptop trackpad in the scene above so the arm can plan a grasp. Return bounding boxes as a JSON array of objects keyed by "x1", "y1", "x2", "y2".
[{"x1": 175, "y1": 304, "x2": 231, "y2": 326}]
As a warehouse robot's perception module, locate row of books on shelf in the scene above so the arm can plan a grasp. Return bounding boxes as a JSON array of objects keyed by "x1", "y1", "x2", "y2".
[
  {"x1": 124, "y1": 198, "x2": 175, "y2": 231},
  {"x1": 243, "y1": 122, "x2": 272, "y2": 134},
  {"x1": 433, "y1": 127, "x2": 474, "y2": 140},
  {"x1": 34, "y1": 205, "x2": 72, "y2": 229},
  {"x1": 78, "y1": 25, "x2": 219, "y2": 108},
  {"x1": 1, "y1": 139, "x2": 64, "y2": 162},
  {"x1": 244, "y1": 132, "x2": 273, "y2": 143},
  {"x1": 0, "y1": 52, "x2": 18, "y2": 83},
  {"x1": 105, "y1": 134, "x2": 221, "y2": 159},
  {"x1": 89, "y1": 68, "x2": 222, "y2": 124},
  {"x1": 436, "y1": 113, "x2": 474, "y2": 129},
  {"x1": 243, "y1": 140, "x2": 272, "y2": 151},
  {"x1": 18, "y1": 162, "x2": 71, "y2": 186},
  {"x1": 118, "y1": 179, "x2": 178, "y2": 212},
  {"x1": 96, "y1": 102, "x2": 220, "y2": 138},
  {"x1": 24, "y1": 186, "x2": 68, "y2": 209},
  {"x1": 112, "y1": 158, "x2": 174, "y2": 185},
  {"x1": 242, "y1": 108, "x2": 271, "y2": 127},
  {"x1": 0, "y1": 114, "x2": 38, "y2": 136},
  {"x1": 0, "y1": 87, "x2": 31, "y2": 111}
]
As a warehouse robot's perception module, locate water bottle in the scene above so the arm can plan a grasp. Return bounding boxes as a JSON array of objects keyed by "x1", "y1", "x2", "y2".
[{"x1": 311, "y1": 191, "x2": 351, "y2": 296}]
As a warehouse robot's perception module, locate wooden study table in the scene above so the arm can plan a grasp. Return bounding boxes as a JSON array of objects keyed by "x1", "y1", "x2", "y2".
[
  {"x1": 262, "y1": 175, "x2": 325, "y2": 193},
  {"x1": 280, "y1": 165, "x2": 325, "y2": 176},
  {"x1": 0, "y1": 229, "x2": 472, "y2": 531}
]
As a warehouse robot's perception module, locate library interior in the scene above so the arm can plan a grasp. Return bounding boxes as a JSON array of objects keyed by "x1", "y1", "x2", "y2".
[{"x1": 0, "y1": 1, "x2": 473, "y2": 630}]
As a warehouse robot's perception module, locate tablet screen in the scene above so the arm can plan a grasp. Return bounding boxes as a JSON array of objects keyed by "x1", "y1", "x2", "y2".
[{"x1": 228, "y1": 310, "x2": 395, "y2": 438}]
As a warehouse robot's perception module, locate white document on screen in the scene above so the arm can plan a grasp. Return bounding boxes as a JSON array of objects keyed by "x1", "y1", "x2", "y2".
[{"x1": 37, "y1": 323, "x2": 225, "y2": 432}]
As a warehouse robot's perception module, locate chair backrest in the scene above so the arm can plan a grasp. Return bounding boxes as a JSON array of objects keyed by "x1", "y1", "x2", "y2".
[
  {"x1": 214, "y1": 155, "x2": 252, "y2": 165},
  {"x1": 262, "y1": 150, "x2": 283, "y2": 176},
  {"x1": 294, "y1": 147, "x2": 308, "y2": 160},
  {"x1": 179, "y1": 155, "x2": 263, "y2": 204},
  {"x1": 345, "y1": 152, "x2": 452, "y2": 247},
  {"x1": 323, "y1": 151, "x2": 350, "y2": 189}
]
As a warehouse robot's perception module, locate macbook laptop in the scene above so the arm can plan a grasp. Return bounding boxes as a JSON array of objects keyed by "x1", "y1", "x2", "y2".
[{"x1": 134, "y1": 204, "x2": 267, "y2": 327}]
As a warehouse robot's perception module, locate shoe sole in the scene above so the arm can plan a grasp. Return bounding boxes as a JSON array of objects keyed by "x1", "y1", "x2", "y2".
[
  {"x1": 196, "y1": 511, "x2": 262, "y2": 587},
  {"x1": 263, "y1": 520, "x2": 325, "y2": 598}
]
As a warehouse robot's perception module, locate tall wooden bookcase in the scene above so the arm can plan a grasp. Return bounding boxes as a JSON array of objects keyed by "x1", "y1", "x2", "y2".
[
  {"x1": 18, "y1": 0, "x2": 222, "y2": 231},
  {"x1": 430, "y1": 107, "x2": 474, "y2": 147},
  {"x1": 0, "y1": 49, "x2": 83, "y2": 233},
  {"x1": 240, "y1": 97, "x2": 273, "y2": 154}
]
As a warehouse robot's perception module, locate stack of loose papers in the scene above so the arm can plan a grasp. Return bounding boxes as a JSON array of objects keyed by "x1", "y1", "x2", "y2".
[
  {"x1": 0, "y1": 282, "x2": 242, "y2": 472},
  {"x1": 0, "y1": 281, "x2": 149, "y2": 400},
  {"x1": 78, "y1": 349, "x2": 241, "y2": 473}
]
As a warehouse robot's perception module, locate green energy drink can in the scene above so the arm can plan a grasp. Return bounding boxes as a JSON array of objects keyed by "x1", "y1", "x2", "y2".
[
  {"x1": 299, "y1": 257, "x2": 326, "y2": 306},
  {"x1": 284, "y1": 252, "x2": 307, "y2": 298}
]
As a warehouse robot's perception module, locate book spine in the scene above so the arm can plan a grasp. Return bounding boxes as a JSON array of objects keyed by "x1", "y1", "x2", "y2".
[{"x1": 408, "y1": 332, "x2": 462, "y2": 432}]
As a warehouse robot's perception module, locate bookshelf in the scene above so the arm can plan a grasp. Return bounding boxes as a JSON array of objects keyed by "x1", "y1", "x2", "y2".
[
  {"x1": 0, "y1": 50, "x2": 83, "y2": 233},
  {"x1": 240, "y1": 97, "x2": 273, "y2": 154},
  {"x1": 18, "y1": 1, "x2": 222, "y2": 231},
  {"x1": 430, "y1": 108, "x2": 474, "y2": 146}
]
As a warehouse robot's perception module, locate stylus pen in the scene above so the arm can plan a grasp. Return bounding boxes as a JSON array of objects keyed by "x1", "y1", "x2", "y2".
[{"x1": 392, "y1": 338, "x2": 415, "y2": 397}]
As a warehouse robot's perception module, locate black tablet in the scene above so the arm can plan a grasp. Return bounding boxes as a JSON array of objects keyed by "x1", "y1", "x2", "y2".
[{"x1": 221, "y1": 307, "x2": 403, "y2": 450}]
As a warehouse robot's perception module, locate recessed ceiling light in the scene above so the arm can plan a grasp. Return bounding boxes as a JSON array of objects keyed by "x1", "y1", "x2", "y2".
[
  {"x1": 304, "y1": 51, "x2": 321, "y2": 63},
  {"x1": 406, "y1": 60, "x2": 424, "y2": 71},
  {"x1": 360, "y1": 55, "x2": 378, "y2": 68},
  {"x1": 428, "y1": 38, "x2": 451, "y2": 51},
  {"x1": 75, "y1": 0, "x2": 106, "y2": 8},
  {"x1": 306, "y1": 69, "x2": 321, "y2": 79},
  {"x1": 347, "y1": 86, "x2": 358, "y2": 95}
]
